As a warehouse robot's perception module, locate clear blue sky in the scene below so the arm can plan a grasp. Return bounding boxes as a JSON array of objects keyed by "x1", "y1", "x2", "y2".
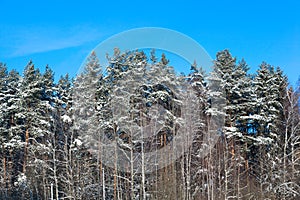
[{"x1": 0, "y1": 0, "x2": 299, "y2": 86}]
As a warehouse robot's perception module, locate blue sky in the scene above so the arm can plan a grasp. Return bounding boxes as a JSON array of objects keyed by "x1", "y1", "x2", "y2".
[{"x1": 0, "y1": 0, "x2": 299, "y2": 86}]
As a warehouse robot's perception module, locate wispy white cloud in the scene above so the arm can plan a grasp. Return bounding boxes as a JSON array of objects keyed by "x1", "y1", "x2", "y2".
[{"x1": 0, "y1": 24, "x2": 103, "y2": 58}]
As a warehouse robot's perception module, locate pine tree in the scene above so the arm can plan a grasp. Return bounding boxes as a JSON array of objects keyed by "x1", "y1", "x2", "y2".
[
  {"x1": 4, "y1": 69, "x2": 22, "y2": 197},
  {"x1": 72, "y1": 51, "x2": 103, "y2": 199},
  {"x1": 207, "y1": 50, "x2": 257, "y2": 198},
  {"x1": 55, "y1": 74, "x2": 76, "y2": 199},
  {"x1": 185, "y1": 62, "x2": 209, "y2": 199},
  {"x1": 13, "y1": 61, "x2": 54, "y2": 198},
  {"x1": 0, "y1": 63, "x2": 9, "y2": 197},
  {"x1": 249, "y1": 63, "x2": 286, "y2": 198},
  {"x1": 0, "y1": 65, "x2": 23, "y2": 198}
]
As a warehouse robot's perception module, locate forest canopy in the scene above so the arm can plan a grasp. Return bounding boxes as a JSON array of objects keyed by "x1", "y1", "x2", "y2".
[{"x1": 0, "y1": 49, "x2": 299, "y2": 199}]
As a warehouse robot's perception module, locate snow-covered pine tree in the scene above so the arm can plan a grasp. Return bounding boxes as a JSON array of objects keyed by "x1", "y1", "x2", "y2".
[
  {"x1": 97, "y1": 50, "x2": 149, "y2": 199},
  {"x1": 3, "y1": 69, "x2": 22, "y2": 197},
  {"x1": 208, "y1": 50, "x2": 237, "y2": 199},
  {"x1": 39, "y1": 65, "x2": 62, "y2": 199},
  {"x1": 147, "y1": 52, "x2": 182, "y2": 200},
  {"x1": 0, "y1": 63, "x2": 9, "y2": 197},
  {"x1": 74, "y1": 51, "x2": 102, "y2": 144},
  {"x1": 14, "y1": 61, "x2": 54, "y2": 198},
  {"x1": 56, "y1": 73, "x2": 73, "y2": 147},
  {"x1": 231, "y1": 59, "x2": 256, "y2": 199},
  {"x1": 0, "y1": 63, "x2": 24, "y2": 197},
  {"x1": 0, "y1": 63, "x2": 8, "y2": 138},
  {"x1": 73, "y1": 51, "x2": 103, "y2": 199},
  {"x1": 249, "y1": 62, "x2": 285, "y2": 198},
  {"x1": 268, "y1": 67, "x2": 291, "y2": 199},
  {"x1": 184, "y1": 62, "x2": 209, "y2": 199},
  {"x1": 55, "y1": 74, "x2": 76, "y2": 199},
  {"x1": 0, "y1": 66, "x2": 24, "y2": 198},
  {"x1": 251, "y1": 63, "x2": 280, "y2": 144},
  {"x1": 207, "y1": 50, "x2": 254, "y2": 199}
]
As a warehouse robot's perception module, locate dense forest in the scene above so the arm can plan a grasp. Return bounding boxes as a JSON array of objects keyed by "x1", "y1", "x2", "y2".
[{"x1": 0, "y1": 49, "x2": 299, "y2": 200}]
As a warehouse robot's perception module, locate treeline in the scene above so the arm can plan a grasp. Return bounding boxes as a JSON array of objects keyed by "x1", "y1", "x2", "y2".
[{"x1": 0, "y1": 49, "x2": 299, "y2": 199}]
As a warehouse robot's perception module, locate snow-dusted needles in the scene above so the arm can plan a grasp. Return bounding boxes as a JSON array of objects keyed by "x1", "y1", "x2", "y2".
[{"x1": 73, "y1": 27, "x2": 225, "y2": 173}]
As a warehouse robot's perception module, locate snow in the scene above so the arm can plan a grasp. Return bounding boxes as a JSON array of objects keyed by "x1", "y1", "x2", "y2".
[
  {"x1": 61, "y1": 114, "x2": 72, "y2": 123},
  {"x1": 240, "y1": 114, "x2": 264, "y2": 120},
  {"x1": 74, "y1": 138, "x2": 83, "y2": 146},
  {"x1": 14, "y1": 173, "x2": 27, "y2": 187}
]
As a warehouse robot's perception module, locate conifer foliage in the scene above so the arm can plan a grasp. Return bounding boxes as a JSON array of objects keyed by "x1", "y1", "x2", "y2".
[{"x1": 0, "y1": 50, "x2": 299, "y2": 199}]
